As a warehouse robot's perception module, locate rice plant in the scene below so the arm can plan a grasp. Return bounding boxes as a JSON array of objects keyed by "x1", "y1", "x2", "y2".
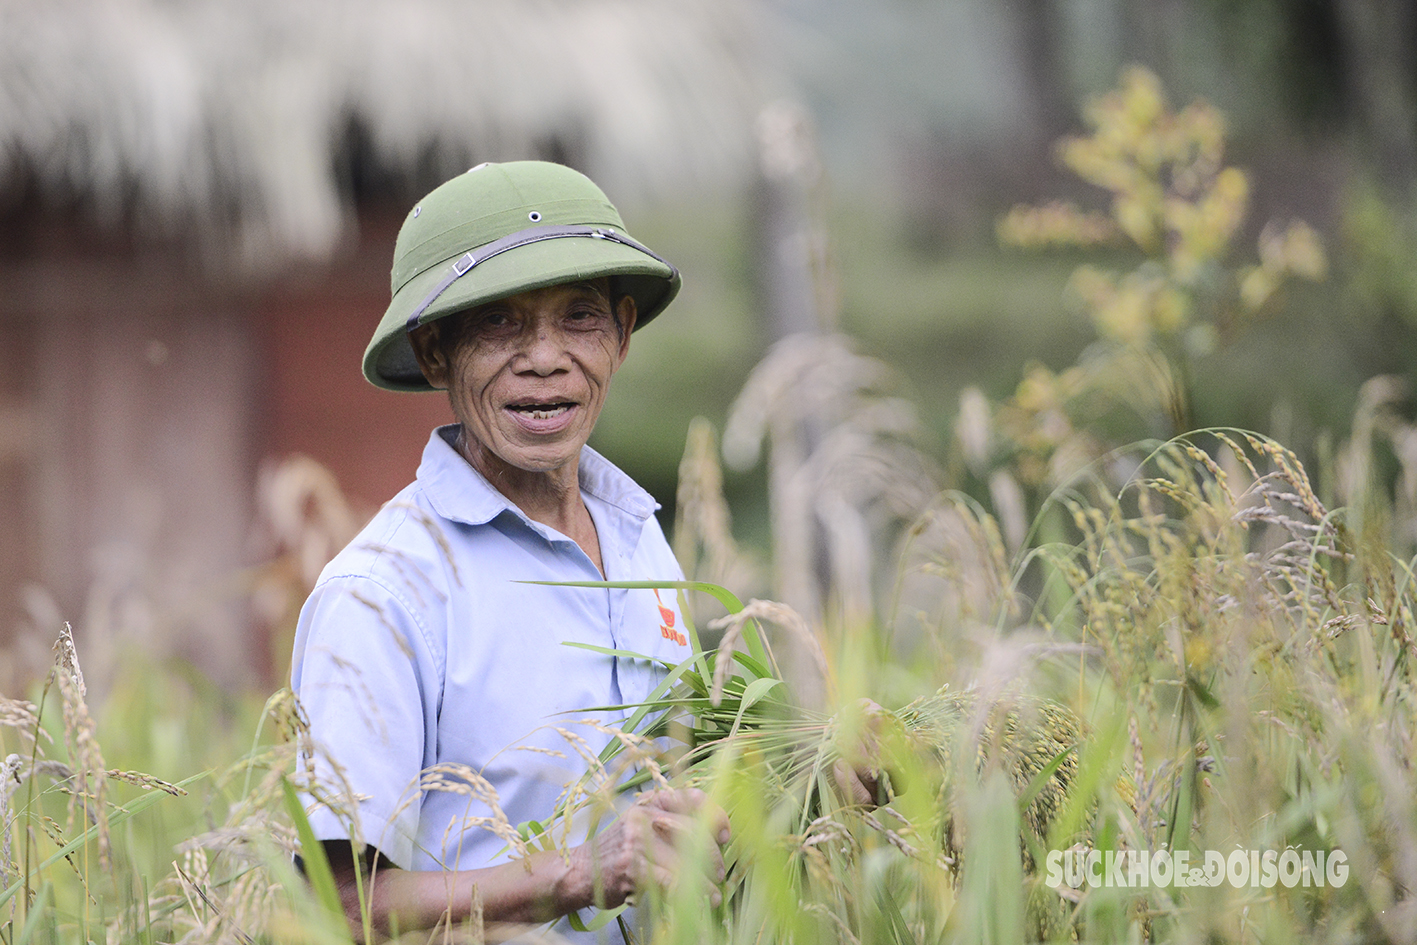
[
  {"x1": 6, "y1": 406, "x2": 1417, "y2": 944},
  {"x1": 598, "y1": 426, "x2": 1416, "y2": 945}
]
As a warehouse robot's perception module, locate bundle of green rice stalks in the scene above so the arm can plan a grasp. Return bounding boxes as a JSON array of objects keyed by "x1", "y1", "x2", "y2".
[
  {"x1": 894, "y1": 686, "x2": 1087, "y2": 859},
  {"x1": 553, "y1": 585, "x2": 1095, "y2": 942}
]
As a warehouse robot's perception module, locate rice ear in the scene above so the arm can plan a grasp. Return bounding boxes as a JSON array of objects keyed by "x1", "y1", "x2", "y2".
[{"x1": 53, "y1": 623, "x2": 111, "y2": 869}]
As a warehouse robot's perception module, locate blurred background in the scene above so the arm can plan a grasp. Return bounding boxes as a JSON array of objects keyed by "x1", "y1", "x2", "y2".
[{"x1": 3, "y1": 0, "x2": 1416, "y2": 691}]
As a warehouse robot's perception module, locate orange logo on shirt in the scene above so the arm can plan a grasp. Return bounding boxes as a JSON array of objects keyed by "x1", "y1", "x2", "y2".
[{"x1": 654, "y1": 589, "x2": 688, "y2": 646}]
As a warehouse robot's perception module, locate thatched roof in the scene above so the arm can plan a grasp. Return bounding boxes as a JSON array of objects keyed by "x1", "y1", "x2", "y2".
[{"x1": 0, "y1": 0, "x2": 768, "y2": 268}]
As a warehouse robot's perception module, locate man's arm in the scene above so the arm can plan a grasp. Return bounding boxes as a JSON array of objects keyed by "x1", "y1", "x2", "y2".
[{"x1": 325, "y1": 788, "x2": 730, "y2": 940}]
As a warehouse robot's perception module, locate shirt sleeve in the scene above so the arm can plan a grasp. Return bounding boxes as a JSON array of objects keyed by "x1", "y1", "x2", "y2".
[{"x1": 290, "y1": 572, "x2": 442, "y2": 869}]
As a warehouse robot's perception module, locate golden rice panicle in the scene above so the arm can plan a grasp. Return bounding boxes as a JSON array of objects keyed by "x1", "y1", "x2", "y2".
[
  {"x1": 582, "y1": 720, "x2": 672, "y2": 793},
  {"x1": 675, "y1": 416, "x2": 761, "y2": 597},
  {"x1": 263, "y1": 686, "x2": 315, "y2": 766},
  {"x1": 898, "y1": 687, "x2": 1087, "y2": 860},
  {"x1": 538, "y1": 718, "x2": 681, "y2": 859},
  {"x1": 105, "y1": 768, "x2": 186, "y2": 796},
  {"x1": 253, "y1": 687, "x2": 360, "y2": 836},
  {"x1": 52, "y1": 622, "x2": 112, "y2": 870},
  {"x1": 411, "y1": 762, "x2": 528, "y2": 861},
  {"x1": 1, "y1": 752, "x2": 20, "y2": 892},
  {"x1": 709, "y1": 599, "x2": 826, "y2": 707},
  {"x1": 0, "y1": 695, "x2": 50, "y2": 751},
  {"x1": 548, "y1": 721, "x2": 649, "y2": 851}
]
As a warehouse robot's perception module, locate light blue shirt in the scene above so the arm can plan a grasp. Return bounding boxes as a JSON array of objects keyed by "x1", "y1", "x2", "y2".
[{"x1": 292, "y1": 425, "x2": 690, "y2": 882}]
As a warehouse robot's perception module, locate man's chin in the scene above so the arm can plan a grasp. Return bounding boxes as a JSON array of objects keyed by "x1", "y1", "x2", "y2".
[{"x1": 484, "y1": 439, "x2": 585, "y2": 477}]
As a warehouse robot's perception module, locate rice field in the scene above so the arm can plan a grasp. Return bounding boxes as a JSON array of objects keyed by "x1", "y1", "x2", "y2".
[
  {"x1": 4, "y1": 402, "x2": 1416, "y2": 944},
  {"x1": 5, "y1": 67, "x2": 1416, "y2": 944}
]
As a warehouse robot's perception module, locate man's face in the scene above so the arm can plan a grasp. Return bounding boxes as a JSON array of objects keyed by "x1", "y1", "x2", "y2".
[{"x1": 409, "y1": 279, "x2": 636, "y2": 484}]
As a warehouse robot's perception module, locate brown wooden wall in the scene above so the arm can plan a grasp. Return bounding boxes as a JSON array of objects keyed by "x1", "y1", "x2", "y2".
[
  {"x1": 0, "y1": 250, "x2": 260, "y2": 686},
  {"x1": 255, "y1": 212, "x2": 451, "y2": 516},
  {"x1": 0, "y1": 210, "x2": 451, "y2": 689}
]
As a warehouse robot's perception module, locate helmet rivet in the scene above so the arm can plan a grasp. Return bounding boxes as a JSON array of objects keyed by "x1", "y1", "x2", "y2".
[
  {"x1": 412, "y1": 206, "x2": 421, "y2": 218},
  {"x1": 528, "y1": 211, "x2": 542, "y2": 222}
]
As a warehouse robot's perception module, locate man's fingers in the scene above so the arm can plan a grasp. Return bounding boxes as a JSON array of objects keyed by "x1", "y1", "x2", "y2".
[
  {"x1": 642, "y1": 809, "x2": 726, "y2": 875},
  {"x1": 642, "y1": 788, "x2": 732, "y2": 847},
  {"x1": 646, "y1": 808, "x2": 693, "y2": 844},
  {"x1": 588, "y1": 788, "x2": 731, "y2": 911},
  {"x1": 642, "y1": 832, "x2": 726, "y2": 905},
  {"x1": 708, "y1": 804, "x2": 731, "y2": 846},
  {"x1": 626, "y1": 793, "x2": 729, "y2": 906},
  {"x1": 642, "y1": 786, "x2": 706, "y2": 814},
  {"x1": 832, "y1": 759, "x2": 879, "y2": 806}
]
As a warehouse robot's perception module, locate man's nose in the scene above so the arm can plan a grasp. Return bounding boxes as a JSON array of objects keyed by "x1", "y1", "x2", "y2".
[{"x1": 518, "y1": 323, "x2": 569, "y2": 374}]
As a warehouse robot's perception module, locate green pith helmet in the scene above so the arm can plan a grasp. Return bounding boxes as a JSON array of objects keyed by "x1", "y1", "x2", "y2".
[{"x1": 363, "y1": 161, "x2": 681, "y2": 391}]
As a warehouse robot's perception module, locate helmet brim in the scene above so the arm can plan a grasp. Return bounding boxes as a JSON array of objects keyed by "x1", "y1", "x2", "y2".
[{"x1": 363, "y1": 233, "x2": 680, "y2": 391}]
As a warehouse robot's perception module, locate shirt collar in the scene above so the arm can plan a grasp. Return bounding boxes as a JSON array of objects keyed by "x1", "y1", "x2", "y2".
[{"x1": 415, "y1": 424, "x2": 659, "y2": 528}]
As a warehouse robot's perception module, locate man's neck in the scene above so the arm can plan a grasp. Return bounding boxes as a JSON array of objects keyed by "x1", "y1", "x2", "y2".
[{"x1": 456, "y1": 430, "x2": 605, "y2": 575}]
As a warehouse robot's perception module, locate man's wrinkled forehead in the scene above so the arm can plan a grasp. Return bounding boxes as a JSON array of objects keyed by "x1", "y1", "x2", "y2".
[{"x1": 563, "y1": 277, "x2": 613, "y2": 303}]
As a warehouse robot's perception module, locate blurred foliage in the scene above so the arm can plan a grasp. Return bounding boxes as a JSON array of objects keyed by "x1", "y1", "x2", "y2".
[
  {"x1": 976, "y1": 66, "x2": 1331, "y2": 503},
  {"x1": 998, "y1": 66, "x2": 1326, "y2": 353},
  {"x1": 596, "y1": 66, "x2": 1417, "y2": 563},
  {"x1": 1342, "y1": 179, "x2": 1417, "y2": 328}
]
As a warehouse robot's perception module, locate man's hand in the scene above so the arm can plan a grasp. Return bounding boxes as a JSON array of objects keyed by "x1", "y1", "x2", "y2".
[
  {"x1": 832, "y1": 698, "x2": 895, "y2": 807},
  {"x1": 564, "y1": 787, "x2": 731, "y2": 910},
  {"x1": 323, "y1": 790, "x2": 731, "y2": 940}
]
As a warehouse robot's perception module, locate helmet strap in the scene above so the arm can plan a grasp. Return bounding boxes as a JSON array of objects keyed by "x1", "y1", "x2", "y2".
[{"x1": 403, "y1": 224, "x2": 677, "y2": 332}]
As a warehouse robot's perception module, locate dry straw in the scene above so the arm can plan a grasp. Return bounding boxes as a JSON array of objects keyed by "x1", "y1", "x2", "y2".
[{"x1": 0, "y1": 0, "x2": 766, "y2": 267}]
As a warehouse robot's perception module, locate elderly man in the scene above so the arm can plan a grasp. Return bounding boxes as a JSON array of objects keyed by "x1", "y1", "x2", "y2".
[{"x1": 290, "y1": 161, "x2": 727, "y2": 940}]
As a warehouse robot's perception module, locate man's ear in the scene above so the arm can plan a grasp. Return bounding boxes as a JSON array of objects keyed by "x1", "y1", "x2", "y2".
[
  {"x1": 408, "y1": 322, "x2": 450, "y2": 389},
  {"x1": 614, "y1": 295, "x2": 637, "y2": 366}
]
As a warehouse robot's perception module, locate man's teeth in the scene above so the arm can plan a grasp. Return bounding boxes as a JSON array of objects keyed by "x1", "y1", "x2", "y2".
[{"x1": 514, "y1": 404, "x2": 570, "y2": 420}]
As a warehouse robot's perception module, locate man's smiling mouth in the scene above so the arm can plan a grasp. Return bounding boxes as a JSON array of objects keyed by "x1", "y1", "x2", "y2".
[{"x1": 508, "y1": 402, "x2": 574, "y2": 420}]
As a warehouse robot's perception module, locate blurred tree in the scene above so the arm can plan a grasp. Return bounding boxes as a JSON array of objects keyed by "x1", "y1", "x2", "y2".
[
  {"x1": 1332, "y1": 0, "x2": 1417, "y2": 191},
  {"x1": 997, "y1": 0, "x2": 1072, "y2": 144},
  {"x1": 753, "y1": 99, "x2": 835, "y2": 341},
  {"x1": 1239, "y1": 0, "x2": 1346, "y2": 129},
  {"x1": 1205, "y1": 0, "x2": 1416, "y2": 192}
]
